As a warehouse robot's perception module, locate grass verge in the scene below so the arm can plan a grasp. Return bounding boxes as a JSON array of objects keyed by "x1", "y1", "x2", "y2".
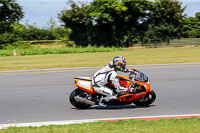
[
  {"x1": 0, "y1": 46, "x2": 121, "y2": 57},
  {"x1": 0, "y1": 46, "x2": 200, "y2": 71},
  {"x1": 0, "y1": 117, "x2": 200, "y2": 133}
]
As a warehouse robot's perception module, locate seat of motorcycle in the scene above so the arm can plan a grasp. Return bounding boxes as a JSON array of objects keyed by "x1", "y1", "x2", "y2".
[{"x1": 74, "y1": 76, "x2": 92, "y2": 81}]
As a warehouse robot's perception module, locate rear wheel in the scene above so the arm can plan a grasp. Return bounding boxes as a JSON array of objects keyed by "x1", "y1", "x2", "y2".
[
  {"x1": 69, "y1": 88, "x2": 92, "y2": 109},
  {"x1": 133, "y1": 90, "x2": 156, "y2": 107}
]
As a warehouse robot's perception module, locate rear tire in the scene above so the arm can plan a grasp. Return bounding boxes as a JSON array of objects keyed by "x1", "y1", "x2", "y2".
[
  {"x1": 133, "y1": 90, "x2": 156, "y2": 107},
  {"x1": 69, "y1": 88, "x2": 92, "y2": 109}
]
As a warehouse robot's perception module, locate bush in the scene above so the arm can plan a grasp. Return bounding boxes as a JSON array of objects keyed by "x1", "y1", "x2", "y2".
[
  {"x1": 0, "y1": 33, "x2": 22, "y2": 49},
  {"x1": 12, "y1": 23, "x2": 70, "y2": 41},
  {"x1": 2, "y1": 41, "x2": 31, "y2": 50},
  {"x1": 183, "y1": 17, "x2": 200, "y2": 38},
  {"x1": 51, "y1": 27, "x2": 70, "y2": 40},
  {"x1": 21, "y1": 26, "x2": 57, "y2": 40}
]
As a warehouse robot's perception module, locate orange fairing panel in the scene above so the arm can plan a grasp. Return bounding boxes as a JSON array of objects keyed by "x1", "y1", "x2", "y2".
[
  {"x1": 118, "y1": 75, "x2": 131, "y2": 88},
  {"x1": 117, "y1": 92, "x2": 146, "y2": 102},
  {"x1": 106, "y1": 75, "x2": 131, "y2": 88},
  {"x1": 135, "y1": 81, "x2": 151, "y2": 92},
  {"x1": 74, "y1": 77, "x2": 97, "y2": 94}
]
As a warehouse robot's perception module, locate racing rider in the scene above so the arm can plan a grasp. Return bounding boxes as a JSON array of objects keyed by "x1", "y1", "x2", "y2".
[{"x1": 92, "y1": 56, "x2": 135, "y2": 106}]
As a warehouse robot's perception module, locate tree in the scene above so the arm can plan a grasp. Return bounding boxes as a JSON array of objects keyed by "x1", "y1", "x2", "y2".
[
  {"x1": 47, "y1": 18, "x2": 57, "y2": 31},
  {"x1": 89, "y1": 0, "x2": 151, "y2": 47},
  {"x1": 47, "y1": 18, "x2": 70, "y2": 40},
  {"x1": 195, "y1": 12, "x2": 200, "y2": 20},
  {"x1": 143, "y1": 23, "x2": 176, "y2": 47},
  {"x1": 60, "y1": 0, "x2": 151, "y2": 47},
  {"x1": 59, "y1": 1, "x2": 92, "y2": 46},
  {"x1": 183, "y1": 12, "x2": 200, "y2": 38},
  {"x1": 59, "y1": 0, "x2": 187, "y2": 47},
  {"x1": 0, "y1": 0, "x2": 24, "y2": 33},
  {"x1": 89, "y1": 0, "x2": 128, "y2": 46},
  {"x1": 122, "y1": 0, "x2": 152, "y2": 46},
  {"x1": 143, "y1": 0, "x2": 186, "y2": 46}
]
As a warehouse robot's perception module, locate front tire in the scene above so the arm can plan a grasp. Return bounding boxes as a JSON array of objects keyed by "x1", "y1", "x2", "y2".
[
  {"x1": 69, "y1": 88, "x2": 92, "y2": 109},
  {"x1": 133, "y1": 90, "x2": 156, "y2": 107}
]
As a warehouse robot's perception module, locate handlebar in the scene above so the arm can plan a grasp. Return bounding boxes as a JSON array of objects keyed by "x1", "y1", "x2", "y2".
[
  {"x1": 124, "y1": 68, "x2": 136, "y2": 73},
  {"x1": 125, "y1": 69, "x2": 136, "y2": 80}
]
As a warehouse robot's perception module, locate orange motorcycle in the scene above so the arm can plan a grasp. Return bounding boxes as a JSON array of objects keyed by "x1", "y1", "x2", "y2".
[{"x1": 70, "y1": 69, "x2": 156, "y2": 109}]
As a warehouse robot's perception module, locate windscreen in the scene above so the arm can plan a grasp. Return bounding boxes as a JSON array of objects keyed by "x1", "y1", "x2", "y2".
[{"x1": 134, "y1": 70, "x2": 149, "y2": 82}]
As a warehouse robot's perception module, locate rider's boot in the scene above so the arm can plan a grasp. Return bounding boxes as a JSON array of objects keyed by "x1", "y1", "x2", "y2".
[
  {"x1": 129, "y1": 87, "x2": 140, "y2": 93},
  {"x1": 98, "y1": 95, "x2": 117, "y2": 107}
]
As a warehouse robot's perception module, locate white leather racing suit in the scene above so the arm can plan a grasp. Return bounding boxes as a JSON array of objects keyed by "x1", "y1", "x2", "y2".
[{"x1": 92, "y1": 62, "x2": 128, "y2": 96}]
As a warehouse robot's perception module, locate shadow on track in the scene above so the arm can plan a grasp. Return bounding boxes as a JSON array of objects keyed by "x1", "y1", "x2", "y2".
[{"x1": 71, "y1": 105, "x2": 156, "y2": 110}]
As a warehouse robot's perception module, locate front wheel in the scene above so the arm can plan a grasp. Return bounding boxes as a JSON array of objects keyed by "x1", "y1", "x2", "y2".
[
  {"x1": 69, "y1": 88, "x2": 92, "y2": 109},
  {"x1": 133, "y1": 90, "x2": 156, "y2": 107}
]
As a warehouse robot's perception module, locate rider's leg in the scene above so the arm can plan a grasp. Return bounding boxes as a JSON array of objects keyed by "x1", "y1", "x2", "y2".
[{"x1": 93, "y1": 86, "x2": 116, "y2": 106}]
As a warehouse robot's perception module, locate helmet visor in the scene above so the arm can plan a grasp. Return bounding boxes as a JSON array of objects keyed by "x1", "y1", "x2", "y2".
[{"x1": 119, "y1": 62, "x2": 126, "y2": 71}]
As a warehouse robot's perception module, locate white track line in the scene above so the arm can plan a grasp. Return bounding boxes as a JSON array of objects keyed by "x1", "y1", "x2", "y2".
[{"x1": 0, "y1": 114, "x2": 200, "y2": 129}]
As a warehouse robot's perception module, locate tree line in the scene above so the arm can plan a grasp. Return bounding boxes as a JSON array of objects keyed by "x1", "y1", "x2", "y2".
[
  {"x1": 0, "y1": 0, "x2": 69, "y2": 49},
  {"x1": 0, "y1": 0, "x2": 200, "y2": 49},
  {"x1": 59, "y1": 0, "x2": 200, "y2": 47}
]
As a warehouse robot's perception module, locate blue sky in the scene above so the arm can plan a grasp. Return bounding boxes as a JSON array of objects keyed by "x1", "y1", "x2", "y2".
[{"x1": 17, "y1": 0, "x2": 200, "y2": 28}]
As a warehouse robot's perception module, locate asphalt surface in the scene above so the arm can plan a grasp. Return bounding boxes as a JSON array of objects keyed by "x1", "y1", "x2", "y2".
[{"x1": 0, "y1": 63, "x2": 200, "y2": 124}]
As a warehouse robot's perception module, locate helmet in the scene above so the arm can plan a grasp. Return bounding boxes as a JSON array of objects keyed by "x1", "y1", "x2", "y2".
[{"x1": 113, "y1": 56, "x2": 127, "y2": 71}]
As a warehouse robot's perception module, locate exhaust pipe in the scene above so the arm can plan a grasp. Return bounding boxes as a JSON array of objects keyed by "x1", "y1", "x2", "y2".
[{"x1": 74, "y1": 96, "x2": 96, "y2": 106}]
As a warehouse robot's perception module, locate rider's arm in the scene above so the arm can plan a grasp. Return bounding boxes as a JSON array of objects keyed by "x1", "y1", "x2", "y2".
[
  {"x1": 124, "y1": 68, "x2": 132, "y2": 73},
  {"x1": 123, "y1": 68, "x2": 129, "y2": 73},
  {"x1": 110, "y1": 72, "x2": 128, "y2": 93}
]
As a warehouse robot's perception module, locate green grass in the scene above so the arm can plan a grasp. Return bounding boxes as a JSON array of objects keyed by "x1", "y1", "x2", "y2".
[
  {"x1": 0, "y1": 46, "x2": 200, "y2": 71},
  {"x1": 0, "y1": 46, "x2": 121, "y2": 57},
  {"x1": 1, "y1": 38, "x2": 200, "y2": 57},
  {"x1": 168, "y1": 38, "x2": 200, "y2": 46},
  {"x1": 1, "y1": 117, "x2": 200, "y2": 133},
  {"x1": 136, "y1": 38, "x2": 200, "y2": 47}
]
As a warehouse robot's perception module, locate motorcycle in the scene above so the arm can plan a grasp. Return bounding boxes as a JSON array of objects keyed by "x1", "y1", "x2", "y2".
[{"x1": 69, "y1": 69, "x2": 156, "y2": 109}]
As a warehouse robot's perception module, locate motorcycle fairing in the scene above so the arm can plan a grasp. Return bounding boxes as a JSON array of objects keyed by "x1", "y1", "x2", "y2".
[
  {"x1": 74, "y1": 76, "x2": 98, "y2": 94},
  {"x1": 135, "y1": 80, "x2": 152, "y2": 92},
  {"x1": 74, "y1": 75, "x2": 152, "y2": 101},
  {"x1": 117, "y1": 92, "x2": 146, "y2": 102},
  {"x1": 74, "y1": 75, "x2": 132, "y2": 94},
  {"x1": 106, "y1": 75, "x2": 131, "y2": 88}
]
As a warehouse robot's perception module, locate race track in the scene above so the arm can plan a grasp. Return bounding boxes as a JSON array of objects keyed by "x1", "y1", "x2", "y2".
[{"x1": 0, "y1": 63, "x2": 200, "y2": 124}]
